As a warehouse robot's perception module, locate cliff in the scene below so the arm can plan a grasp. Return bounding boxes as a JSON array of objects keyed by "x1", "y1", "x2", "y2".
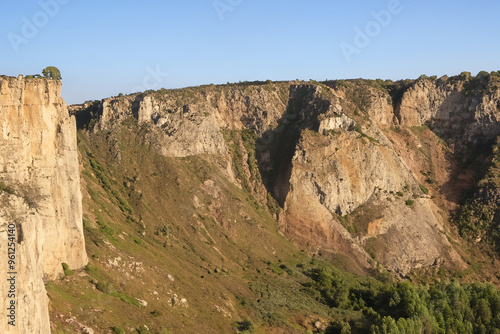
[
  {"x1": 52, "y1": 73, "x2": 500, "y2": 333},
  {"x1": 71, "y1": 75, "x2": 500, "y2": 277},
  {"x1": 0, "y1": 76, "x2": 87, "y2": 333}
]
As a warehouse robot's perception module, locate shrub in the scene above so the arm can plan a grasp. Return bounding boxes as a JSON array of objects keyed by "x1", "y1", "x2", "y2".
[
  {"x1": 95, "y1": 281, "x2": 114, "y2": 294},
  {"x1": 405, "y1": 199, "x2": 415, "y2": 206},
  {"x1": 42, "y1": 66, "x2": 62, "y2": 80},
  {"x1": 112, "y1": 327, "x2": 125, "y2": 334},
  {"x1": 61, "y1": 263, "x2": 74, "y2": 276},
  {"x1": 136, "y1": 325, "x2": 152, "y2": 333},
  {"x1": 460, "y1": 71, "x2": 472, "y2": 81},
  {"x1": 237, "y1": 319, "x2": 255, "y2": 333},
  {"x1": 477, "y1": 70, "x2": 490, "y2": 78}
]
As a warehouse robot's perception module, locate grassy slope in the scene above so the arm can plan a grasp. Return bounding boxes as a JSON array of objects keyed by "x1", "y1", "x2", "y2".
[
  {"x1": 47, "y1": 77, "x2": 500, "y2": 333},
  {"x1": 48, "y1": 119, "x2": 345, "y2": 333}
]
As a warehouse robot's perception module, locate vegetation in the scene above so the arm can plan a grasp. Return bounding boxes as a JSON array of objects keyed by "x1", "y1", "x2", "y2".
[
  {"x1": 222, "y1": 129, "x2": 261, "y2": 193},
  {"x1": 354, "y1": 123, "x2": 379, "y2": 143},
  {"x1": 49, "y1": 77, "x2": 500, "y2": 333},
  {"x1": 61, "y1": 263, "x2": 74, "y2": 276},
  {"x1": 405, "y1": 199, "x2": 415, "y2": 206},
  {"x1": 236, "y1": 319, "x2": 255, "y2": 333},
  {"x1": 419, "y1": 184, "x2": 429, "y2": 195},
  {"x1": 302, "y1": 264, "x2": 500, "y2": 333},
  {"x1": 25, "y1": 74, "x2": 42, "y2": 79},
  {"x1": 42, "y1": 66, "x2": 62, "y2": 80},
  {"x1": 456, "y1": 136, "x2": 500, "y2": 251}
]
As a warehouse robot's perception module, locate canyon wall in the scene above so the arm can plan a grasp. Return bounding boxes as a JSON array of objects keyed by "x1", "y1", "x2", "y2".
[
  {"x1": 74, "y1": 76, "x2": 500, "y2": 276},
  {"x1": 0, "y1": 76, "x2": 87, "y2": 333}
]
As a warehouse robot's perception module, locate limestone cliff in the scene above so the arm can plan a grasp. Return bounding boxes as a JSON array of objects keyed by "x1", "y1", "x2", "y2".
[
  {"x1": 398, "y1": 76, "x2": 500, "y2": 150},
  {"x1": 0, "y1": 76, "x2": 87, "y2": 333},
  {"x1": 74, "y1": 75, "x2": 500, "y2": 276}
]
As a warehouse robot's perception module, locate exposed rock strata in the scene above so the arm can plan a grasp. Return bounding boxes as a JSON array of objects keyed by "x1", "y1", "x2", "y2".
[
  {"x1": 0, "y1": 76, "x2": 87, "y2": 334},
  {"x1": 75, "y1": 77, "x2": 500, "y2": 275}
]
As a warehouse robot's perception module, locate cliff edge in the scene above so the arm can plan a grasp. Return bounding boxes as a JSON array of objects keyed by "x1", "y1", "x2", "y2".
[{"x1": 0, "y1": 76, "x2": 87, "y2": 333}]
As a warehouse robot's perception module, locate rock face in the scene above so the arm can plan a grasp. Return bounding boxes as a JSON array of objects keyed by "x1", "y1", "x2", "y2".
[
  {"x1": 0, "y1": 76, "x2": 87, "y2": 333},
  {"x1": 75, "y1": 76, "x2": 500, "y2": 276},
  {"x1": 81, "y1": 85, "x2": 291, "y2": 158},
  {"x1": 398, "y1": 78, "x2": 500, "y2": 149}
]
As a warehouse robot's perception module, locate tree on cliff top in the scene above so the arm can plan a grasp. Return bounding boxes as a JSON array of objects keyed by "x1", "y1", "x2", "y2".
[{"x1": 42, "y1": 66, "x2": 62, "y2": 80}]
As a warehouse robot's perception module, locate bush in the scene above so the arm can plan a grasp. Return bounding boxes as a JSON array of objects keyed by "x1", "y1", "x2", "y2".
[
  {"x1": 42, "y1": 66, "x2": 62, "y2": 80},
  {"x1": 477, "y1": 70, "x2": 490, "y2": 78},
  {"x1": 460, "y1": 71, "x2": 472, "y2": 81},
  {"x1": 405, "y1": 199, "x2": 415, "y2": 206},
  {"x1": 326, "y1": 320, "x2": 351, "y2": 334},
  {"x1": 136, "y1": 325, "x2": 152, "y2": 334},
  {"x1": 112, "y1": 327, "x2": 125, "y2": 334},
  {"x1": 237, "y1": 319, "x2": 255, "y2": 333},
  {"x1": 95, "y1": 281, "x2": 114, "y2": 294},
  {"x1": 62, "y1": 263, "x2": 74, "y2": 276}
]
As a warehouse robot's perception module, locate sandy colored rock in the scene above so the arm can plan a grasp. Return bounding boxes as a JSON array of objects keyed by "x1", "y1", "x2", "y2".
[{"x1": 0, "y1": 76, "x2": 87, "y2": 334}]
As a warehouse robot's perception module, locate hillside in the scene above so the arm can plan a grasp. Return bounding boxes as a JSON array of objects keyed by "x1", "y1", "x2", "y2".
[{"x1": 3, "y1": 73, "x2": 500, "y2": 333}]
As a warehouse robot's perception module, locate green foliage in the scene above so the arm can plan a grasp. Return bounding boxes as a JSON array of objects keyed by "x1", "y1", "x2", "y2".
[
  {"x1": 135, "y1": 325, "x2": 152, "y2": 334},
  {"x1": 237, "y1": 319, "x2": 255, "y2": 333},
  {"x1": 456, "y1": 136, "x2": 500, "y2": 250},
  {"x1": 419, "y1": 184, "x2": 429, "y2": 195},
  {"x1": 405, "y1": 199, "x2": 415, "y2": 206},
  {"x1": 417, "y1": 74, "x2": 429, "y2": 81},
  {"x1": 266, "y1": 192, "x2": 281, "y2": 216},
  {"x1": 303, "y1": 263, "x2": 500, "y2": 333},
  {"x1": 111, "y1": 291, "x2": 141, "y2": 307},
  {"x1": 326, "y1": 320, "x2": 351, "y2": 334},
  {"x1": 477, "y1": 70, "x2": 490, "y2": 78},
  {"x1": 460, "y1": 71, "x2": 472, "y2": 81},
  {"x1": 354, "y1": 124, "x2": 378, "y2": 143},
  {"x1": 112, "y1": 327, "x2": 125, "y2": 334},
  {"x1": 462, "y1": 70, "x2": 499, "y2": 96},
  {"x1": 61, "y1": 263, "x2": 74, "y2": 276},
  {"x1": 223, "y1": 129, "x2": 261, "y2": 193},
  {"x1": 95, "y1": 280, "x2": 114, "y2": 294},
  {"x1": 42, "y1": 66, "x2": 62, "y2": 80}
]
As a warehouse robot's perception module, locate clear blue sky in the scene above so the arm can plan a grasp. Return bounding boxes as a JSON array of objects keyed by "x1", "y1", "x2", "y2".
[{"x1": 1, "y1": 0, "x2": 499, "y2": 104}]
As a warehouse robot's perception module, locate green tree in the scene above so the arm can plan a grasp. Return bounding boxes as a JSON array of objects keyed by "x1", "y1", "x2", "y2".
[{"x1": 42, "y1": 66, "x2": 62, "y2": 80}]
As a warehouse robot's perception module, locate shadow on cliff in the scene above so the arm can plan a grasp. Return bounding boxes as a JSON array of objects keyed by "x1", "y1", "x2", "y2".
[{"x1": 254, "y1": 84, "x2": 331, "y2": 207}]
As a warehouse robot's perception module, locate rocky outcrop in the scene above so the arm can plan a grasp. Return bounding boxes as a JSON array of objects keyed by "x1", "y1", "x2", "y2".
[
  {"x1": 0, "y1": 76, "x2": 87, "y2": 333},
  {"x1": 75, "y1": 76, "x2": 500, "y2": 275},
  {"x1": 398, "y1": 77, "x2": 500, "y2": 150},
  {"x1": 283, "y1": 124, "x2": 464, "y2": 273},
  {"x1": 77, "y1": 84, "x2": 291, "y2": 158}
]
